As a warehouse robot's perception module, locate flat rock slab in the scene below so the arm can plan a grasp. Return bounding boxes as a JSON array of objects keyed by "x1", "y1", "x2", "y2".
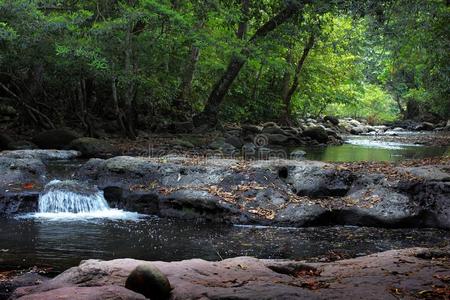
[
  {"x1": 12, "y1": 248, "x2": 450, "y2": 300},
  {"x1": 0, "y1": 150, "x2": 81, "y2": 161}
]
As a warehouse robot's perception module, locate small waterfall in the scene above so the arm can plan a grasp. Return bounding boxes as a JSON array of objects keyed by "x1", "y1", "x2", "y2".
[{"x1": 38, "y1": 180, "x2": 110, "y2": 213}]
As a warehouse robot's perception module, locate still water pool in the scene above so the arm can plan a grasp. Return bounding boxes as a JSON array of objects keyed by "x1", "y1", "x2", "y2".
[
  {"x1": 0, "y1": 216, "x2": 448, "y2": 272},
  {"x1": 294, "y1": 136, "x2": 449, "y2": 162}
]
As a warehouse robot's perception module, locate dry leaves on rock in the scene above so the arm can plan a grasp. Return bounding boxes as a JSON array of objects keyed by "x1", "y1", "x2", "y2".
[{"x1": 248, "y1": 208, "x2": 276, "y2": 220}]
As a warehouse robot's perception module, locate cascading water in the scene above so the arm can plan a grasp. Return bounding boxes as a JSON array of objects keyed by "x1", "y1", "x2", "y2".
[
  {"x1": 24, "y1": 180, "x2": 141, "y2": 220},
  {"x1": 39, "y1": 180, "x2": 110, "y2": 213}
]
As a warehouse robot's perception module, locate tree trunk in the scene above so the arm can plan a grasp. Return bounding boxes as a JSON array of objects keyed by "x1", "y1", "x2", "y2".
[
  {"x1": 193, "y1": 1, "x2": 310, "y2": 128},
  {"x1": 124, "y1": 25, "x2": 137, "y2": 139},
  {"x1": 280, "y1": 33, "x2": 315, "y2": 125}
]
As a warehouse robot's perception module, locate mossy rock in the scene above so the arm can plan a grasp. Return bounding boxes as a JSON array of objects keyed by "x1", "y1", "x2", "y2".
[{"x1": 125, "y1": 263, "x2": 172, "y2": 300}]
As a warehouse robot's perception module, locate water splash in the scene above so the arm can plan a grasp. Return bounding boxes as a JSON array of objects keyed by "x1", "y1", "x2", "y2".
[
  {"x1": 22, "y1": 180, "x2": 142, "y2": 221},
  {"x1": 38, "y1": 180, "x2": 110, "y2": 213},
  {"x1": 345, "y1": 138, "x2": 419, "y2": 150}
]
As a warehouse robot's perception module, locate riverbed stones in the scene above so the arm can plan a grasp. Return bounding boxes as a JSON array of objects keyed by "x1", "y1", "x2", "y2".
[
  {"x1": 125, "y1": 264, "x2": 172, "y2": 300},
  {"x1": 32, "y1": 128, "x2": 81, "y2": 149}
]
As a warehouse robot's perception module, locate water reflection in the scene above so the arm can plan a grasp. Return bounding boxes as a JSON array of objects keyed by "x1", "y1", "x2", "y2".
[{"x1": 294, "y1": 137, "x2": 449, "y2": 162}]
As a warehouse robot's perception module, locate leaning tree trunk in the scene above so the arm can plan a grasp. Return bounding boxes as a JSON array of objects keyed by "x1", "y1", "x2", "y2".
[
  {"x1": 193, "y1": 1, "x2": 311, "y2": 128},
  {"x1": 280, "y1": 33, "x2": 315, "y2": 125},
  {"x1": 123, "y1": 26, "x2": 137, "y2": 139}
]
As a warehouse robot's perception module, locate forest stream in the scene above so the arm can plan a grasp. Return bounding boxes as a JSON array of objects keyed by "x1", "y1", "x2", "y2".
[{"x1": 1, "y1": 133, "x2": 449, "y2": 274}]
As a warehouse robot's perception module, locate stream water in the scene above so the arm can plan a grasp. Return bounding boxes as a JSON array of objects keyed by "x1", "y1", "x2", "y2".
[
  {"x1": 1, "y1": 133, "x2": 449, "y2": 273},
  {"x1": 1, "y1": 217, "x2": 448, "y2": 272},
  {"x1": 293, "y1": 135, "x2": 450, "y2": 162}
]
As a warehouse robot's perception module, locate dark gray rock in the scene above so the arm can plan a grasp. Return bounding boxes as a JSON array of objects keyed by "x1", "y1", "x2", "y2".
[
  {"x1": 32, "y1": 129, "x2": 80, "y2": 149},
  {"x1": 0, "y1": 149, "x2": 80, "y2": 161},
  {"x1": 68, "y1": 137, "x2": 115, "y2": 158},
  {"x1": 225, "y1": 135, "x2": 243, "y2": 148},
  {"x1": 303, "y1": 127, "x2": 329, "y2": 143},
  {"x1": 0, "y1": 133, "x2": 13, "y2": 150},
  {"x1": 324, "y1": 115, "x2": 339, "y2": 125},
  {"x1": 7, "y1": 140, "x2": 37, "y2": 150}
]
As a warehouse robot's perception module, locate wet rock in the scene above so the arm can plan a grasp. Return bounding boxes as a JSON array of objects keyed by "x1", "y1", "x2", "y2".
[
  {"x1": 32, "y1": 128, "x2": 81, "y2": 149},
  {"x1": 125, "y1": 264, "x2": 171, "y2": 300},
  {"x1": 68, "y1": 137, "x2": 116, "y2": 158},
  {"x1": 0, "y1": 271, "x2": 49, "y2": 300},
  {"x1": 303, "y1": 126, "x2": 329, "y2": 143},
  {"x1": 0, "y1": 150, "x2": 80, "y2": 161},
  {"x1": 0, "y1": 157, "x2": 46, "y2": 187},
  {"x1": 160, "y1": 189, "x2": 240, "y2": 222},
  {"x1": 279, "y1": 161, "x2": 354, "y2": 197},
  {"x1": 290, "y1": 149, "x2": 306, "y2": 160},
  {"x1": 72, "y1": 156, "x2": 450, "y2": 229}
]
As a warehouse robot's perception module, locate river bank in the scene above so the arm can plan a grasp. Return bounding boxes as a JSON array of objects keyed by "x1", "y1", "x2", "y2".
[{"x1": 4, "y1": 247, "x2": 450, "y2": 300}]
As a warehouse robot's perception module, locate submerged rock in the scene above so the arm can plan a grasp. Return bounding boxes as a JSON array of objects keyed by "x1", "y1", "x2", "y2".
[{"x1": 125, "y1": 264, "x2": 172, "y2": 300}]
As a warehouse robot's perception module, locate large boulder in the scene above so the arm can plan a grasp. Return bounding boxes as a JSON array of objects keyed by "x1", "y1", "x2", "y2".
[
  {"x1": 0, "y1": 157, "x2": 46, "y2": 187},
  {"x1": 303, "y1": 126, "x2": 329, "y2": 143},
  {"x1": 68, "y1": 137, "x2": 115, "y2": 158},
  {"x1": 32, "y1": 129, "x2": 80, "y2": 149}
]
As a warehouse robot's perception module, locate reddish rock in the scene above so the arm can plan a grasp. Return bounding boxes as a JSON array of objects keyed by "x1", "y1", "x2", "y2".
[{"x1": 11, "y1": 248, "x2": 450, "y2": 300}]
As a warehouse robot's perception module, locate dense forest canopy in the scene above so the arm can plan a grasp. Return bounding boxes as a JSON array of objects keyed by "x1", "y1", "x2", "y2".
[{"x1": 0, "y1": 0, "x2": 448, "y2": 137}]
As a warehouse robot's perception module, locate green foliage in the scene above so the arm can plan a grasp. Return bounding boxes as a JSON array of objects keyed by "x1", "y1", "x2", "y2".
[
  {"x1": 327, "y1": 84, "x2": 399, "y2": 124},
  {"x1": 0, "y1": 0, "x2": 447, "y2": 131}
]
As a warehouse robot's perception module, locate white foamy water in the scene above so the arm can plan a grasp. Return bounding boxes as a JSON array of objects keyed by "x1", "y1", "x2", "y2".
[
  {"x1": 21, "y1": 180, "x2": 143, "y2": 221},
  {"x1": 345, "y1": 138, "x2": 419, "y2": 150}
]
